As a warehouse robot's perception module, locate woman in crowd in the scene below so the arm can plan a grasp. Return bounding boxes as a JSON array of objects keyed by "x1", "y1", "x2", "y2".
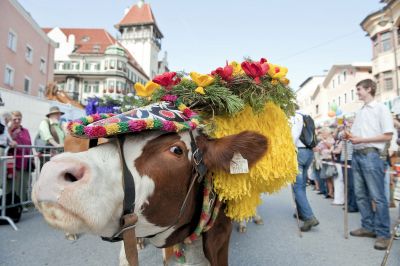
[
  {"x1": 315, "y1": 127, "x2": 335, "y2": 198},
  {"x1": 8, "y1": 110, "x2": 32, "y2": 204},
  {"x1": 312, "y1": 130, "x2": 323, "y2": 193}
]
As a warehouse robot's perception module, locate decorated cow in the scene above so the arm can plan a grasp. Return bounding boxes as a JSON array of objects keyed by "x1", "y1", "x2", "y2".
[{"x1": 32, "y1": 58, "x2": 298, "y2": 265}]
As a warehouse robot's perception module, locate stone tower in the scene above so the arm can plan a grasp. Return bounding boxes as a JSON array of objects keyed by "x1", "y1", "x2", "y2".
[{"x1": 115, "y1": 0, "x2": 163, "y2": 79}]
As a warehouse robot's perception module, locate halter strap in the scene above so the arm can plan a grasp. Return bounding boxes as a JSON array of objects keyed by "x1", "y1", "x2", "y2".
[
  {"x1": 118, "y1": 135, "x2": 136, "y2": 215},
  {"x1": 101, "y1": 135, "x2": 139, "y2": 266},
  {"x1": 101, "y1": 135, "x2": 137, "y2": 242}
]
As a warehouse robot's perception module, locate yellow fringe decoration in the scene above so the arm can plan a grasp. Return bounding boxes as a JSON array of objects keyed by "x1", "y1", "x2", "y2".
[{"x1": 209, "y1": 102, "x2": 298, "y2": 221}]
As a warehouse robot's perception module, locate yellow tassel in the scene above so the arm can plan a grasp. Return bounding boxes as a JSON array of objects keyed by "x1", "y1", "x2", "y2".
[{"x1": 210, "y1": 102, "x2": 298, "y2": 221}]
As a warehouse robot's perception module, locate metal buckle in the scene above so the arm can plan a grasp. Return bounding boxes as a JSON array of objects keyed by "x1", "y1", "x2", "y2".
[
  {"x1": 208, "y1": 189, "x2": 216, "y2": 209},
  {"x1": 193, "y1": 149, "x2": 202, "y2": 165},
  {"x1": 101, "y1": 224, "x2": 137, "y2": 242}
]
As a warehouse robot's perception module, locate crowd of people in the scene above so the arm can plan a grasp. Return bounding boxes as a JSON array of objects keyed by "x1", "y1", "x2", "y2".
[
  {"x1": 292, "y1": 79, "x2": 400, "y2": 251},
  {"x1": 0, "y1": 106, "x2": 65, "y2": 212}
]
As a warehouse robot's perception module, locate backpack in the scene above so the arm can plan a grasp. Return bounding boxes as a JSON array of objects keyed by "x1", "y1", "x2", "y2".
[
  {"x1": 0, "y1": 192, "x2": 22, "y2": 225},
  {"x1": 299, "y1": 114, "x2": 317, "y2": 149}
]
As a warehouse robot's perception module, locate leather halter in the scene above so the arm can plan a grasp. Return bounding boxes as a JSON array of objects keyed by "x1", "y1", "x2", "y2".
[
  {"x1": 91, "y1": 131, "x2": 207, "y2": 266},
  {"x1": 100, "y1": 135, "x2": 139, "y2": 266}
]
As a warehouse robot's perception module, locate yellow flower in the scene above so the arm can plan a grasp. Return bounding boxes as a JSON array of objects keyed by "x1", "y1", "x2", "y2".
[
  {"x1": 178, "y1": 103, "x2": 187, "y2": 111},
  {"x1": 267, "y1": 64, "x2": 288, "y2": 79},
  {"x1": 280, "y1": 77, "x2": 290, "y2": 85},
  {"x1": 195, "y1": 87, "x2": 205, "y2": 95},
  {"x1": 86, "y1": 116, "x2": 94, "y2": 124},
  {"x1": 190, "y1": 72, "x2": 214, "y2": 95},
  {"x1": 72, "y1": 123, "x2": 81, "y2": 132},
  {"x1": 175, "y1": 122, "x2": 185, "y2": 131},
  {"x1": 190, "y1": 72, "x2": 214, "y2": 87},
  {"x1": 271, "y1": 79, "x2": 279, "y2": 86},
  {"x1": 191, "y1": 118, "x2": 200, "y2": 125},
  {"x1": 134, "y1": 81, "x2": 160, "y2": 97},
  {"x1": 104, "y1": 123, "x2": 119, "y2": 135},
  {"x1": 229, "y1": 61, "x2": 244, "y2": 75},
  {"x1": 145, "y1": 118, "x2": 154, "y2": 129}
]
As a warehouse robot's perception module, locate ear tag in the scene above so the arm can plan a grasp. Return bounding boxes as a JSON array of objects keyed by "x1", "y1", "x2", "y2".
[{"x1": 230, "y1": 152, "x2": 249, "y2": 174}]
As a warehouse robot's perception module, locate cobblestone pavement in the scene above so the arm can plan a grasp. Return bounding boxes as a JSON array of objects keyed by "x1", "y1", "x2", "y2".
[{"x1": 1, "y1": 186, "x2": 399, "y2": 266}]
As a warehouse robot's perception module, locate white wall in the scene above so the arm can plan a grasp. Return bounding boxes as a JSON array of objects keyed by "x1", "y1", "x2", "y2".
[
  {"x1": 47, "y1": 28, "x2": 74, "y2": 61},
  {"x1": 296, "y1": 76, "x2": 325, "y2": 116},
  {"x1": 0, "y1": 87, "x2": 85, "y2": 141}
]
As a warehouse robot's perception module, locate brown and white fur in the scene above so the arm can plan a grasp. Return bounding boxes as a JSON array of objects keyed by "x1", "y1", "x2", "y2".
[{"x1": 33, "y1": 130, "x2": 267, "y2": 265}]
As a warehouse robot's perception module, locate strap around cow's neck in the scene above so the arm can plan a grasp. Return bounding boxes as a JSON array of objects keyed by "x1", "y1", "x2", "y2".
[
  {"x1": 89, "y1": 138, "x2": 98, "y2": 149},
  {"x1": 102, "y1": 135, "x2": 139, "y2": 266},
  {"x1": 118, "y1": 135, "x2": 136, "y2": 215},
  {"x1": 101, "y1": 136, "x2": 138, "y2": 252}
]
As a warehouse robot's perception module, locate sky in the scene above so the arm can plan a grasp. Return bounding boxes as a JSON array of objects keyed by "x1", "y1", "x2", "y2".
[{"x1": 19, "y1": 0, "x2": 384, "y2": 90}]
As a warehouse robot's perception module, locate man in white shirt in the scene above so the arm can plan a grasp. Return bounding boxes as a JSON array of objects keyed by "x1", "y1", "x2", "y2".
[
  {"x1": 347, "y1": 79, "x2": 393, "y2": 250},
  {"x1": 290, "y1": 107, "x2": 319, "y2": 232}
]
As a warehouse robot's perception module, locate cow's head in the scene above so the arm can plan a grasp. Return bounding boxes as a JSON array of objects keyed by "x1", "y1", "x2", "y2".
[{"x1": 32, "y1": 130, "x2": 267, "y2": 246}]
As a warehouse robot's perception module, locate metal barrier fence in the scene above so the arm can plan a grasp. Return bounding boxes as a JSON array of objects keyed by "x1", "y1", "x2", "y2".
[{"x1": 0, "y1": 145, "x2": 63, "y2": 230}]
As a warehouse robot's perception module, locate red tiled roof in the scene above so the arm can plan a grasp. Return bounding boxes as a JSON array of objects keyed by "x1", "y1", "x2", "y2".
[
  {"x1": 42, "y1": 27, "x2": 149, "y2": 79},
  {"x1": 118, "y1": 3, "x2": 156, "y2": 26},
  {"x1": 42, "y1": 28, "x2": 52, "y2": 34}
]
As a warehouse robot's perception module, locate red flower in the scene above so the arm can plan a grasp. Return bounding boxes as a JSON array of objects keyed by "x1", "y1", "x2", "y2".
[
  {"x1": 182, "y1": 108, "x2": 194, "y2": 118},
  {"x1": 92, "y1": 114, "x2": 101, "y2": 121},
  {"x1": 211, "y1": 65, "x2": 233, "y2": 81},
  {"x1": 175, "y1": 251, "x2": 183, "y2": 257},
  {"x1": 241, "y1": 60, "x2": 269, "y2": 84},
  {"x1": 259, "y1": 58, "x2": 268, "y2": 64},
  {"x1": 160, "y1": 110, "x2": 176, "y2": 119},
  {"x1": 84, "y1": 126, "x2": 107, "y2": 137},
  {"x1": 67, "y1": 122, "x2": 73, "y2": 131},
  {"x1": 161, "y1": 95, "x2": 178, "y2": 102},
  {"x1": 153, "y1": 72, "x2": 181, "y2": 90},
  {"x1": 162, "y1": 120, "x2": 177, "y2": 131},
  {"x1": 128, "y1": 120, "x2": 147, "y2": 132},
  {"x1": 189, "y1": 121, "x2": 197, "y2": 129}
]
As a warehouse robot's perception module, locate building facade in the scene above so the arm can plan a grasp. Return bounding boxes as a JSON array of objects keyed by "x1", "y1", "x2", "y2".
[
  {"x1": 0, "y1": 0, "x2": 56, "y2": 99},
  {"x1": 44, "y1": 27, "x2": 149, "y2": 103},
  {"x1": 44, "y1": 0, "x2": 169, "y2": 103},
  {"x1": 296, "y1": 75, "x2": 325, "y2": 117},
  {"x1": 361, "y1": 0, "x2": 400, "y2": 108},
  {"x1": 297, "y1": 63, "x2": 372, "y2": 124}
]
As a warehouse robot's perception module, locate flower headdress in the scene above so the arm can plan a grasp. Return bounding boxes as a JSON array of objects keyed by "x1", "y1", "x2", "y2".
[{"x1": 68, "y1": 57, "x2": 297, "y2": 221}]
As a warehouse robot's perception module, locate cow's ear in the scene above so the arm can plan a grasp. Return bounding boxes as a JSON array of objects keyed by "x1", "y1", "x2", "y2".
[{"x1": 196, "y1": 131, "x2": 268, "y2": 172}]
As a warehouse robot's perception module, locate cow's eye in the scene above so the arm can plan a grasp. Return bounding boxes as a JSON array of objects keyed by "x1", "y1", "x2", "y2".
[{"x1": 169, "y1": 146, "x2": 183, "y2": 155}]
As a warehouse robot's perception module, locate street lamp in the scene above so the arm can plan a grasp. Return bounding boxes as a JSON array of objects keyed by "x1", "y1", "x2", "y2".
[{"x1": 378, "y1": 15, "x2": 399, "y2": 96}]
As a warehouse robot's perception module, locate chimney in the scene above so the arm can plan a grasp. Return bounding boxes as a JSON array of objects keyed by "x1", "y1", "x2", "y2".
[
  {"x1": 137, "y1": 0, "x2": 144, "y2": 8},
  {"x1": 124, "y1": 6, "x2": 130, "y2": 15}
]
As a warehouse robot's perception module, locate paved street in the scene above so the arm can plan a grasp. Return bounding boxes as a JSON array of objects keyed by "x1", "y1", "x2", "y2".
[{"x1": 1, "y1": 186, "x2": 399, "y2": 266}]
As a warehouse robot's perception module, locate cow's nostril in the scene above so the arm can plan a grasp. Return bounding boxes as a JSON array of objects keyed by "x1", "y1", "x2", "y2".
[{"x1": 64, "y1": 172, "x2": 78, "y2": 182}]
